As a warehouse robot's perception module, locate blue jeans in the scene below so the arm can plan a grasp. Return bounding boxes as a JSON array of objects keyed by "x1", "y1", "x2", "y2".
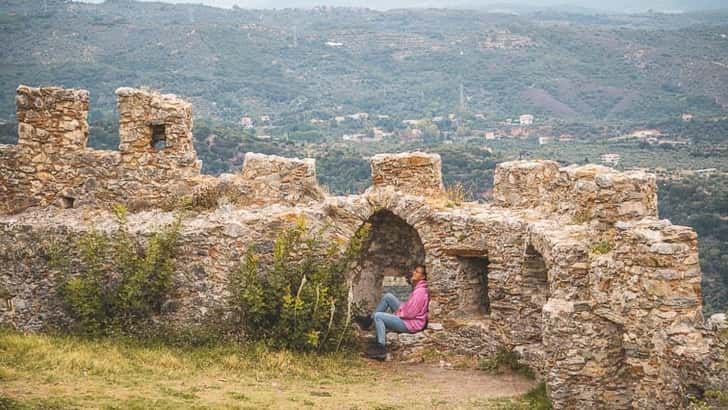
[{"x1": 372, "y1": 293, "x2": 409, "y2": 346}]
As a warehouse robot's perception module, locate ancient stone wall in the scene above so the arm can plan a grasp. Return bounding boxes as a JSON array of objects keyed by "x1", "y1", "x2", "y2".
[
  {"x1": 16, "y1": 85, "x2": 90, "y2": 151},
  {"x1": 493, "y1": 160, "x2": 657, "y2": 228},
  {"x1": 239, "y1": 152, "x2": 324, "y2": 205},
  {"x1": 591, "y1": 219, "x2": 705, "y2": 407},
  {"x1": 0, "y1": 85, "x2": 725, "y2": 409},
  {"x1": 0, "y1": 85, "x2": 203, "y2": 212},
  {"x1": 0, "y1": 86, "x2": 324, "y2": 213}
]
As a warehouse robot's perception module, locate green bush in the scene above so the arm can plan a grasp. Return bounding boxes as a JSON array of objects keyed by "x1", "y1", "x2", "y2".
[
  {"x1": 571, "y1": 209, "x2": 593, "y2": 224},
  {"x1": 228, "y1": 216, "x2": 370, "y2": 352},
  {"x1": 477, "y1": 347, "x2": 535, "y2": 379},
  {"x1": 590, "y1": 241, "x2": 613, "y2": 255},
  {"x1": 54, "y1": 204, "x2": 183, "y2": 336},
  {"x1": 522, "y1": 383, "x2": 552, "y2": 410}
]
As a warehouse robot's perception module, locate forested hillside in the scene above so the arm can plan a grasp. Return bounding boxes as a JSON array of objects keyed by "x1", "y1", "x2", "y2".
[{"x1": 0, "y1": 0, "x2": 726, "y2": 124}]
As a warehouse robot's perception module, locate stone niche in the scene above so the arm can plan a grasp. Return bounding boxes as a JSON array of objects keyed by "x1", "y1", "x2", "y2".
[{"x1": 455, "y1": 256, "x2": 490, "y2": 317}]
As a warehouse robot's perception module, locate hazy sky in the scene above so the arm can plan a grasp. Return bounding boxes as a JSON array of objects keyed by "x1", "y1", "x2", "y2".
[{"x1": 78, "y1": 0, "x2": 726, "y2": 12}]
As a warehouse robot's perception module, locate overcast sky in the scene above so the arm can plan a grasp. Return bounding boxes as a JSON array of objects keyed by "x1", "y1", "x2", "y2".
[{"x1": 78, "y1": 0, "x2": 727, "y2": 12}]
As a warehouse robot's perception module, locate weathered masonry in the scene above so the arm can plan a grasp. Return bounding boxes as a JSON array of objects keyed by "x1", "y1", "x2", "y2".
[{"x1": 1, "y1": 86, "x2": 726, "y2": 409}]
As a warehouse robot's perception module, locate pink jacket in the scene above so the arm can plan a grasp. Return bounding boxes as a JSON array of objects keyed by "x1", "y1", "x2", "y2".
[{"x1": 395, "y1": 280, "x2": 430, "y2": 332}]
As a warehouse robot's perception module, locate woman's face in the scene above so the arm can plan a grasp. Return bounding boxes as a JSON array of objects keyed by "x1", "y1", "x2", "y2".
[{"x1": 411, "y1": 267, "x2": 425, "y2": 283}]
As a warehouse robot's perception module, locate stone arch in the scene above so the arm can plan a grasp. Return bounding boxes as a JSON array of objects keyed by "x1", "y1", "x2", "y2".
[
  {"x1": 350, "y1": 209, "x2": 426, "y2": 310},
  {"x1": 356, "y1": 196, "x2": 438, "y2": 245}
]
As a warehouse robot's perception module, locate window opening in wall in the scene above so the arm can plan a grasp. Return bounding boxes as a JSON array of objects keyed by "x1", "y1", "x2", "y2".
[
  {"x1": 150, "y1": 124, "x2": 166, "y2": 150},
  {"x1": 382, "y1": 276, "x2": 411, "y2": 301},
  {"x1": 457, "y1": 256, "x2": 490, "y2": 315},
  {"x1": 60, "y1": 196, "x2": 75, "y2": 209}
]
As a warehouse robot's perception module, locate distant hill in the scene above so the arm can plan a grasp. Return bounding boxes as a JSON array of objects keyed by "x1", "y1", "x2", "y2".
[
  {"x1": 82, "y1": 0, "x2": 728, "y2": 13},
  {"x1": 0, "y1": 0, "x2": 726, "y2": 124}
]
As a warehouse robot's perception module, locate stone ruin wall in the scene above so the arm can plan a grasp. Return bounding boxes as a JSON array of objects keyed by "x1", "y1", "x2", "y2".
[
  {"x1": 0, "y1": 86, "x2": 323, "y2": 214},
  {"x1": 492, "y1": 159, "x2": 658, "y2": 228},
  {"x1": 1, "y1": 86, "x2": 198, "y2": 212},
  {"x1": 0, "y1": 85, "x2": 726, "y2": 409}
]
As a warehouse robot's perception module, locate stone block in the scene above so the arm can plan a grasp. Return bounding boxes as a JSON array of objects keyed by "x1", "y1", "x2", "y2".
[
  {"x1": 369, "y1": 152, "x2": 444, "y2": 197},
  {"x1": 116, "y1": 87, "x2": 196, "y2": 165},
  {"x1": 708, "y1": 313, "x2": 727, "y2": 330},
  {"x1": 16, "y1": 85, "x2": 89, "y2": 151},
  {"x1": 492, "y1": 160, "x2": 561, "y2": 208},
  {"x1": 239, "y1": 152, "x2": 324, "y2": 205},
  {"x1": 494, "y1": 160, "x2": 657, "y2": 227}
]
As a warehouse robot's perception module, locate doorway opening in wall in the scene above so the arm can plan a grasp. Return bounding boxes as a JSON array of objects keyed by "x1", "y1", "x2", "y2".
[
  {"x1": 351, "y1": 210, "x2": 425, "y2": 312},
  {"x1": 150, "y1": 124, "x2": 166, "y2": 150},
  {"x1": 457, "y1": 256, "x2": 490, "y2": 316}
]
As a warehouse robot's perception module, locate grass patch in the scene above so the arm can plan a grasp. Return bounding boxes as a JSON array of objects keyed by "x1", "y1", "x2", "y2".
[
  {"x1": 522, "y1": 383, "x2": 552, "y2": 409},
  {"x1": 0, "y1": 329, "x2": 541, "y2": 409},
  {"x1": 590, "y1": 241, "x2": 613, "y2": 254},
  {"x1": 571, "y1": 209, "x2": 592, "y2": 224},
  {"x1": 0, "y1": 395, "x2": 75, "y2": 409},
  {"x1": 226, "y1": 391, "x2": 250, "y2": 401},
  {"x1": 445, "y1": 182, "x2": 468, "y2": 207},
  {"x1": 477, "y1": 348, "x2": 535, "y2": 379},
  {"x1": 479, "y1": 383, "x2": 551, "y2": 410},
  {"x1": 0, "y1": 328, "x2": 367, "y2": 384}
]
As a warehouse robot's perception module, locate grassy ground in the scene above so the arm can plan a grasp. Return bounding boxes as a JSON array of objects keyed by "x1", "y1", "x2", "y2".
[{"x1": 0, "y1": 329, "x2": 546, "y2": 409}]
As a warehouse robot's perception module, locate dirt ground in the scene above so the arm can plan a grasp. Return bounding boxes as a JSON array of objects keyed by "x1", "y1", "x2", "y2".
[
  {"x1": 0, "y1": 330, "x2": 539, "y2": 409},
  {"x1": 1, "y1": 361, "x2": 537, "y2": 409},
  {"x1": 367, "y1": 361, "x2": 535, "y2": 397}
]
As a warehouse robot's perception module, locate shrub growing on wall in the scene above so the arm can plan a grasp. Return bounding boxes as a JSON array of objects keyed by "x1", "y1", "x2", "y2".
[
  {"x1": 228, "y1": 217, "x2": 370, "y2": 352},
  {"x1": 54, "y1": 205, "x2": 183, "y2": 336}
]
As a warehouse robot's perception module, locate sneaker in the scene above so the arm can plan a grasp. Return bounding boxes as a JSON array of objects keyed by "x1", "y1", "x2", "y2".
[
  {"x1": 366, "y1": 343, "x2": 387, "y2": 361},
  {"x1": 354, "y1": 314, "x2": 373, "y2": 330}
]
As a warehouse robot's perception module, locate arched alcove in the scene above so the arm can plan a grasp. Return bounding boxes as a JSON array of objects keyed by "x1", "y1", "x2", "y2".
[{"x1": 351, "y1": 210, "x2": 426, "y2": 310}]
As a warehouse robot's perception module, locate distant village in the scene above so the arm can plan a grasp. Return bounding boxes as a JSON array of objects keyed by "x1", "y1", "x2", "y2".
[
  {"x1": 237, "y1": 108, "x2": 698, "y2": 168},
  {"x1": 239, "y1": 111, "x2": 543, "y2": 143}
]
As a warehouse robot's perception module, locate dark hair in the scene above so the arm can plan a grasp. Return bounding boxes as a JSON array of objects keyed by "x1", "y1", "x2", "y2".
[{"x1": 415, "y1": 264, "x2": 427, "y2": 278}]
